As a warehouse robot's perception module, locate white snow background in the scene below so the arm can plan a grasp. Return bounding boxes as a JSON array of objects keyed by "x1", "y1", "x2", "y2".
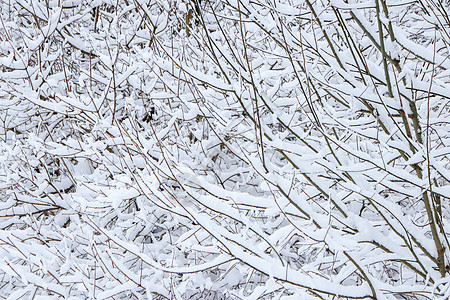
[{"x1": 0, "y1": 0, "x2": 449, "y2": 298}]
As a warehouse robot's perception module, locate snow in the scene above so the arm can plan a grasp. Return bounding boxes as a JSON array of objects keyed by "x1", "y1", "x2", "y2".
[{"x1": 0, "y1": 0, "x2": 448, "y2": 298}]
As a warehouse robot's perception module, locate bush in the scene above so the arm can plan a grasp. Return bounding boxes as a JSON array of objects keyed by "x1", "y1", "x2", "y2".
[{"x1": 0, "y1": 0, "x2": 449, "y2": 298}]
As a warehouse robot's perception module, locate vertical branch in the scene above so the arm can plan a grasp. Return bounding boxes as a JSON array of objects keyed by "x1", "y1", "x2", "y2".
[
  {"x1": 375, "y1": 0, "x2": 393, "y2": 98},
  {"x1": 424, "y1": 29, "x2": 446, "y2": 277},
  {"x1": 237, "y1": 0, "x2": 268, "y2": 173}
]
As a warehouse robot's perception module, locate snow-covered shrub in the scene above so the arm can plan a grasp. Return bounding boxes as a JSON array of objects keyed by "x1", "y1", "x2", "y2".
[{"x1": 0, "y1": 0, "x2": 449, "y2": 298}]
